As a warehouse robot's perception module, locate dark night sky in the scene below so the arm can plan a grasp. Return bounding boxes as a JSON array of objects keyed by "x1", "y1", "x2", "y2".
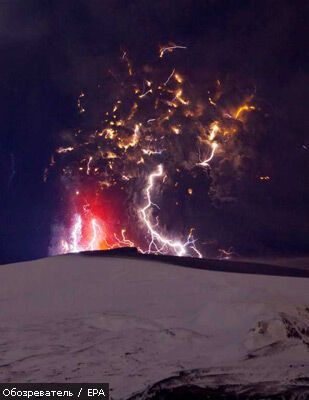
[{"x1": 0, "y1": 0, "x2": 308, "y2": 264}]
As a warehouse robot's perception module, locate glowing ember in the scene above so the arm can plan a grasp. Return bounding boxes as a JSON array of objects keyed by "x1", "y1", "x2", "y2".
[{"x1": 47, "y1": 44, "x2": 261, "y2": 257}]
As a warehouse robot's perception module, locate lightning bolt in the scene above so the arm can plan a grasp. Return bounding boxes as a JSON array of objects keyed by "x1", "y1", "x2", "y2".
[
  {"x1": 71, "y1": 214, "x2": 82, "y2": 252},
  {"x1": 139, "y1": 165, "x2": 202, "y2": 257},
  {"x1": 198, "y1": 142, "x2": 218, "y2": 167},
  {"x1": 114, "y1": 229, "x2": 135, "y2": 248},
  {"x1": 90, "y1": 218, "x2": 102, "y2": 250}
]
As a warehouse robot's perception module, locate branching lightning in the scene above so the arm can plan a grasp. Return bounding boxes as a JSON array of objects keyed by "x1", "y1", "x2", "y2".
[{"x1": 139, "y1": 164, "x2": 202, "y2": 257}]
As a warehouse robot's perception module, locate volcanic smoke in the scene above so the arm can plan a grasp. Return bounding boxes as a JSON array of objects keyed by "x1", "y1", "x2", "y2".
[{"x1": 46, "y1": 43, "x2": 264, "y2": 257}]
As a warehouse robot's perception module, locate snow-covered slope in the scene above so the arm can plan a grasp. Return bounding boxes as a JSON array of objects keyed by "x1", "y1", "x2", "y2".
[{"x1": 0, "y1": 254, "x2": 308, "y2": 399}]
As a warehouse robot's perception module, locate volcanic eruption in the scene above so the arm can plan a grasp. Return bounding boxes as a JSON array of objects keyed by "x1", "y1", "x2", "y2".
[{"x1": 46, "y1": 43, "x2": 264, "y2": 258}]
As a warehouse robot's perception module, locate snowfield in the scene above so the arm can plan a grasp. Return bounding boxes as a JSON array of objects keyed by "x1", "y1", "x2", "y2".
[{"x1": 0, "y1": 253, "x2": 309, "y2": 399}]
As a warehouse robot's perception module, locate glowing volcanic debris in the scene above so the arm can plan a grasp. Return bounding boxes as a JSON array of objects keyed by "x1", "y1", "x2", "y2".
[
  {"x1": 159, "y1": 42, "x2": 187, "y2": 58},
  {"x1": 47, "y1": 44, "x2": 261, "y2": 257}
]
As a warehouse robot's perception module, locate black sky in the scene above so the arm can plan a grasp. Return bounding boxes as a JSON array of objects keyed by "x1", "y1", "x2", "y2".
[{"x1": 0, "y1": 0, "x2": 308, "y2": 263}]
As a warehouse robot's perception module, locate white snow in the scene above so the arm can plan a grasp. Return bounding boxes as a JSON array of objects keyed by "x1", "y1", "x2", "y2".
[{"x1": 0, "y1": 254, "x2": 308, "y2": 398}]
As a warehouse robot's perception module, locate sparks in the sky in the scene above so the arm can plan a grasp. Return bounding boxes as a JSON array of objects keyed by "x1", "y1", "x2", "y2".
[{"x1": 47, "y1": 43, "x2": 261, "y2": 257}]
